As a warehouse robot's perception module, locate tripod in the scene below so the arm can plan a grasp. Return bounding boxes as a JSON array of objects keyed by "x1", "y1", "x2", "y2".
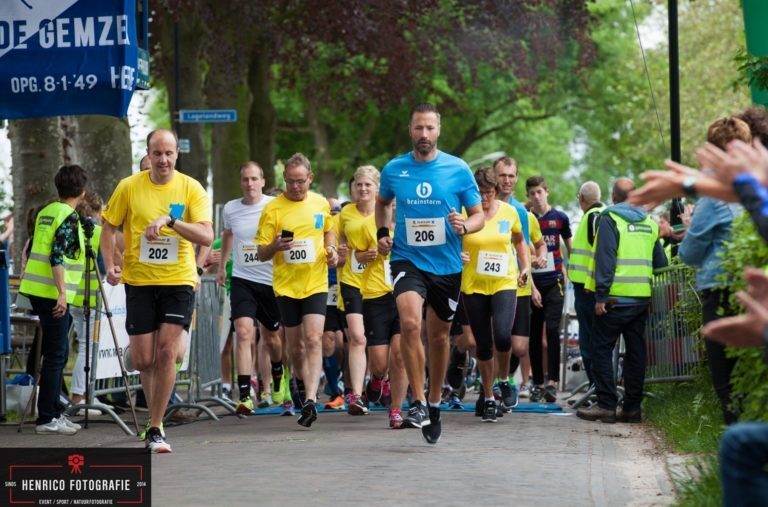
[{"x1": 18, "y1": 218, "x2": 140, "y2": 435}]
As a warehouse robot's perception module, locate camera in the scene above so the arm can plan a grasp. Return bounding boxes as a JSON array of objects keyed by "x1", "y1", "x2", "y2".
[{"x1": 81, "y1": 216, "x2": 96, "y2": 239}]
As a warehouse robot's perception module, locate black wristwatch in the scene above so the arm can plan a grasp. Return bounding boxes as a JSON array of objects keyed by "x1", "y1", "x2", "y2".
[
  {"x1": 681, "y1": 175, "x2": 698, "y2": 198},
  {"x1": 196, "y1": 266, "x2": 204, "y2": 276},
  {"x1": 167, "y1": 215, "x2": 177, "y2": 229}
]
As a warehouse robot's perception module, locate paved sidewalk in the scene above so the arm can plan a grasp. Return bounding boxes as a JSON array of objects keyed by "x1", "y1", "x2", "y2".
[{"x1": 0, "y1": 405, "x2": 675, "y2": 506}]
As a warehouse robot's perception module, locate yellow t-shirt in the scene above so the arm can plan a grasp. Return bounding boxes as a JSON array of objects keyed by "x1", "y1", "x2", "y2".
[
  {"x1": 256, "y1": 192, "x2": 332, "y2": 299},
  {"x1": 102, "y1": 170, "x2": 212, "y2": 287},
  {"x1": 518, "y1": 212, "x2": 542, "y2": 297},
  {"x1": 461, "y1": 201, "x2": 522, "y2": 295},
  {"x1": 338, "y1": 204, "x2": 373, "y2": 289},
  {"x1": 359, "y1": 214, "x2": 393, "y2": 300}
]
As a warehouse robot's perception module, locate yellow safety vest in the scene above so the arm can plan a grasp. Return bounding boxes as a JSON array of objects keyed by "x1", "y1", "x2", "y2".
[
  {"x1": 585, "y1": 212, "x2": 657, "y2": 297},
  {"x1": 73, "y1": 224, "x2": 101, "y2": 308},
  {"x1": 568, "y1": 204, "x2": 604, "y2": 284},
  {"x1": 20, "y1": 201, "x2": 85, "y2": 304}
]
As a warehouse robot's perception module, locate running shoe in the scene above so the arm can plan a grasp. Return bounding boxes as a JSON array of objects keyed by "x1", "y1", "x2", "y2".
[
  {"x1": 138, "y1": 420, "x2": 165, "y2": 440},
  {"x1": 519, "y1": 383, "x2": 531, "y2": 399},
  {"x1": 422, "y1": 405, "x2": 441, "y2": 444},
  {"x1": 35, "y1": 417, "x2": 77, "y2": 435},
  {"x1": 280, "y1": 400, "x2": 295, "y2": 416},
  {"x1": 380, "y1": 379, "x2": 392, "y2": 408},
  {"x1": 257, "y1": 394, "x2": 273, "y2": 409},
  {"x1": 324, "y1": 395, "x2": 346, "y2": 410},
  {"x1": 122, "y1": 345, "x2": 134, "y2": 372},
  {"x1": 221, "y1": 387, "x2": 233, "y2": 402},
  {"x1": 366, "y1": 377, "x2": 383, "y2": 406},
  {"x1": 481, "y1": 400, "x2": 498, "y2": 423},
  {"x1": 544, "y1": 385, "x2": 558, "y2": 403},
  {"x1": 474, "y1": 392, "x2": 484, "y2": 417},
  {"x1": 499, "y1": 381, "x2": 519, "y2": 411},
  {"x1": 58, "y1": 414, "x2": 82, "y2": 431},
  {"x1": 236, "y1": 398, "x2": 255, "y2": 415},
  {"x1": 529, "y1": 386, "x2": 544, "y2": 403},
  {"x1": 447, "y1": 393, "x2": 463, "y2": 410},
  {"x1": 389, "y1": 408, "x2": 405, "y2": 429},
  {"x1": 404, "y1": 401, "x2": 429, "y2": 429},
  {"x1": 297, "y1": 400, "x2": 318, "y2": 428},
  {"x1": 347, "y1": 394, "x2": 369, "y2": 415},
  {"x1": 145, "y1": 426, "x2": 172, "y2": 453},
  {"x1": 492, "y1": 383, "x2": 502, "y2": 401}
]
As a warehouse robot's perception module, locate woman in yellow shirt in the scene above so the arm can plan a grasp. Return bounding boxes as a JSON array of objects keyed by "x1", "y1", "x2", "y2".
[
  {"x1": 338, "y1": 165, "x2": 377, "y2": 415},
  {"x1": 461, "y1": 168, "x2": 530, "y2": 422},
  {"x1": 355, "y1": 207, "x2": 408, "y2": 429}
]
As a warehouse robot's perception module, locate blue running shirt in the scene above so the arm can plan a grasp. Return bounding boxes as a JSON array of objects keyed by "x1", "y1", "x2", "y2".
[
  {"x1": 507, "y1": 196, "x2": 530, "y2": 244},
  {"x1": 380, "y1": 150, "x2": 480, "y2": 275}
]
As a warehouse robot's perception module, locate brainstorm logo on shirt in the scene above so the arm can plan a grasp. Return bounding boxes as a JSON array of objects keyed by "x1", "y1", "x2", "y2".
[
  {"x1": 498, "y1": 220, "x2": 510, "y2": 234},
  {"x1": 169, "y1": 203, "x2": 185, "y2": 219},
  {"x1": 406, "y1": 182, "x2": 441, "y2": 206},
  {"x1": 314, "y1": 214, "x2": 324, "y2": 229}
]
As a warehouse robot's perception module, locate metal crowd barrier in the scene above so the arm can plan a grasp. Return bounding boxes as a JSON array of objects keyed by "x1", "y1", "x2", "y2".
[
  {"x1": 644, "y1": 264, "x2": 702, "y2": 383},
  {"x1": 562, "y1": 263, "x2": 702, "y2": 403}
]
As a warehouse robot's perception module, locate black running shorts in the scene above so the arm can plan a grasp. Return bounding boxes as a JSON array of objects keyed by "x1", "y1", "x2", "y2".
[
  {"x1": 511, "y1": 295, "x2": 531, "y2": 337},
  {"x1": 125, "y1": 284, "x2": 195, "y2": 335},
  {"x1": 340, "y1": 282, "x2": 364, "y2": 315},
  {"x1": 276, "y1": 292, "x2": 327, "y2": 328},
  {"x1": 230, "y1": 277, "x2": 281, "y2": 331},
  {"x1": 363, "y1": 293, "x2": 400, "y2": 346},
  {"x1": 390, "y1": 260, "x2": 461, "y2": 322}
]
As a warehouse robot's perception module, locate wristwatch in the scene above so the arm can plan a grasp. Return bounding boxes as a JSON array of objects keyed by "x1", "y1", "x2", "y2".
[
  {"x1": 681, "y1": 175, "x2": 699, "y2": 198},
  {"x1": 196, "y1": 266, "x2": 204, "y2": 276},
  {"x1": 167, "y1": 215, "x2": 177, "y2": 229}
]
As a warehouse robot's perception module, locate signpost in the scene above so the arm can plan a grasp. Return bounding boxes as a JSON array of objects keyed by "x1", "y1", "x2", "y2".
[
  {"x1": 178, "y1": 109, "x2": 238, "y2": 123},
  {"x1": 0, "y1": 0, "x2": 140, "y2": 119}
]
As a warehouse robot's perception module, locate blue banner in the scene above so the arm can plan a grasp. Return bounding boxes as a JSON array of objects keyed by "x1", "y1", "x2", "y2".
[{"x1": 0, "y1": 0, "x2": 138, "y2": 119}]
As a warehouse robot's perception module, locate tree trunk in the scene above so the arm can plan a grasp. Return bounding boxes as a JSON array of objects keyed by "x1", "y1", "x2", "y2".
[
  {"x1": 210, "y1": 85, "x2": 251, "y2": 207},
  {"x1": 305, "y1": 97, "x2": 336, "y2": 197},
  {"x1": 8, "y1": 118, "x2": 64, "y2": 270},
  {"x1": 247, "y1": 41, "x2": 277, "y2": 188},
  {"x1": 161, "y1": 19, "x2": 208, "y2": 186},
  {"x1": 74, "y1": 115, "x2": 132, "y2": 202}
]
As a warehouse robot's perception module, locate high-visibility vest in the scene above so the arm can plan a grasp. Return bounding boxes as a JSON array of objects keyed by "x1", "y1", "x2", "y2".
[
  {"x1": 568, "y1": 204, "x2": 604, "y2": 284},
  {"x1": 585, "y1": 211, "x2": 658, "y2": 297},
  {"x1": 73, "y1": 224, "x2": 101, "y2": 308},
  {"x1": 20, "y1": 201, "x2": 85, "y2": 304}
]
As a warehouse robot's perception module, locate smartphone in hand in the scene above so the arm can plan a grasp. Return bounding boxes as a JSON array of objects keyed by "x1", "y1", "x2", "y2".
[{"x1": 281, "y1": 230, "x2": 294, "y2": 239}]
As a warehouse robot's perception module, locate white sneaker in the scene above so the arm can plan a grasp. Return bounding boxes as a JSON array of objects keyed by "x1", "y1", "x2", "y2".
[
  {"x1": 35, "y1": 417, "x2": 77, "y2": 435},
  {"x1": 122, "y1": 345, "x2": 134, "y2": 372},
  {"x1": 519, "y1": 384, "x2": 531, "y2": 399},
  {"x1": 74, "y1": 408, "x2": 102, "y2": 417},
  {"x1": 59, "y1": 414, "x2": 82, "y2": 431},
  {"x1": 145, "y1": 427, "x2": 172, "y2": 453}
]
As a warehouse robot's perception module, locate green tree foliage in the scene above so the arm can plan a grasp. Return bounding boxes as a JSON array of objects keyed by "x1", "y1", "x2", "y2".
[{"x1": 718, "y1": 213, "x2": 768, "y2": 422}]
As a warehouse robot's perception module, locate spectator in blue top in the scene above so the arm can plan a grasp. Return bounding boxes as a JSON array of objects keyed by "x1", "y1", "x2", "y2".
[{"x1": 679, "y1": 116, "x2": 752, "y2": 425}]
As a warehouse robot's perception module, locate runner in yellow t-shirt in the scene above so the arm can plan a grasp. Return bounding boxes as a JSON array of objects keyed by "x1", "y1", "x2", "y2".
[
  {"x1": 356, "y1": 182, "x2": 408, "y2": 429},
  {"x1": 101, "y1": 129, "x2": 213, "y2": 454},
  {"x1": 256, "y1": 153, "x2": 337, "y2": 428},
  {"x1": 337, "y1": 166, "x2": 377, "y2": 415},
  {"x1": 460, "y1": 167, "x2": 529, "y2": 421}
]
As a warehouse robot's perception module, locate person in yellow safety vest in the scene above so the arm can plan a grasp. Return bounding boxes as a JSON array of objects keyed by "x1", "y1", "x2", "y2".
[
  {"x1": 70, "y1": 192, "x2": 104, "y2": 413},
  {"x1": 577, "y1": 178, "x2": 667, "y2": 424},
  {"x1": 568, "y1": 181, "x2": 604, "y2": 388},
  {"x1": 19, "y1": 165, "x2": 88, "y2": 435}
]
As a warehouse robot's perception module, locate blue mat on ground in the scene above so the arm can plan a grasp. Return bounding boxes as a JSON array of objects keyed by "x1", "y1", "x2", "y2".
[{"x1": 247, "y1": 401, "x2": 563, "y2": 416}]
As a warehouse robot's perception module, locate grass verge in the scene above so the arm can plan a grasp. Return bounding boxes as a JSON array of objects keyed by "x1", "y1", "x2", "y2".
[{"x1": 643, "y1": 371, "x2": 723, "y2": 506}]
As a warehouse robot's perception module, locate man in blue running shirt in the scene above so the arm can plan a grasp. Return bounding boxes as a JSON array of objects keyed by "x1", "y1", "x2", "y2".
[{"x1": 375, "y1": 103, "x2": 484, "y2": 444}]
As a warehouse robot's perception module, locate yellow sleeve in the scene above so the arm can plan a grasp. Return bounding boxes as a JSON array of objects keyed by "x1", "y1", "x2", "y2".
[
  {"x1": 187, "y1": 180, "x2": 213, "y2": 224},
  {"x1": 102, "y1": 178, "x2": 129, "y2": 227},
  {"x1": 323, "y1": 203, "x2": 333, "y2": 233},
  {"x1": 256, "y1": 204, "x2": 278, "y2": 246}
]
